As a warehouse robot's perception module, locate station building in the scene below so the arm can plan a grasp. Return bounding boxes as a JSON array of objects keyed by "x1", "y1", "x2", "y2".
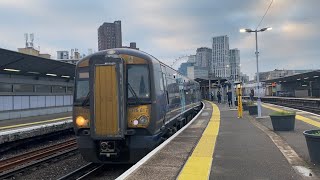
[{"x1": 0, "y1": 48, "x2": 75, "y2": 120}]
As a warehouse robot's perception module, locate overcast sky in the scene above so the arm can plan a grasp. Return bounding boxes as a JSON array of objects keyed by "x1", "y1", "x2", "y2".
[{"x1": 0, "y1": 0, "x2": 319, "y2": 79}]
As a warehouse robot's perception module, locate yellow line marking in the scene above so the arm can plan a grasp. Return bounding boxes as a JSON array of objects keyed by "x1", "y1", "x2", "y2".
[
  {"x1": 178, "y1": 101, "x2": 220, "y2": 180},
  {"x1": 0, "y1": 116, "x2": 72, "y2": 130},
  {"x1": 262, "y1": 104, "x2": 320, "y2": 128}
]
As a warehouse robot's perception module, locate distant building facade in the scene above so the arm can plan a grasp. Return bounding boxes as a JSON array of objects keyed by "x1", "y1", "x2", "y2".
[
  {"x1": 229, "y1": 49, "x2": 240, "y2": 80},
  {"x1": 98, "y1": 21, "x2": 122, "y2": 51},
  {"x1": 178, "y1": 62, "x2": 194, "y2": 76},
  {"x1": 187, "y1": 55, "x2": 196, "y2": 63},
  {"x1": 55, "y1": 49, "x2": 83, "y2": 64},
  {"x1": 187, "y1": 66, "x2": 208, "y2": 80},
  {"x1": 212, "y1": 35, "x2": 230, "y2": 78},
  {"x1": 18, "y1": 47, "x2": 51, "y2": 59},
  {"x1": 122, "y1": 42, "x2": 139, "y2": 50},
  {"x1": 57, "y1": 51, "x2": 69, "y2": 60},
  {"x1": 240, "y1": 72, "x2": 249, "y2": 83},
  {"x1": 195, "y1": 47, "x2": 212, "y2": 70}
]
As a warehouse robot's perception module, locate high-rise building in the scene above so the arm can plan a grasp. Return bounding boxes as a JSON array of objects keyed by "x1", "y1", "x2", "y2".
[
  {"x1": 187, "y1": 55, "x2": 196, "y2": 63},
  {"x1": 229, "y1": 49, "x2": 240, "y2": 80},
  {"x1": 98, "y1": 21, "x2": 122, "y2": 51},
  {"x1": 195, "y1": 47, "x2": 212, "y2": 70},
  {"x1": 212, "y1": 35, "x2": 230, "y2": 78}
]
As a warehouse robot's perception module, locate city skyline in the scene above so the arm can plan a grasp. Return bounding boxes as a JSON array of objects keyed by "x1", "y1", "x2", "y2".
[{"x1": 0, "y1": 0, "x2": 319, "y2": 79}]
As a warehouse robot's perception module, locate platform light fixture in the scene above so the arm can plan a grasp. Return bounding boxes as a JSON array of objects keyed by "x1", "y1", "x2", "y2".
[
  {"x1": 239, "y1": 26, "x2": 272, "y2": 118},
  {"x1": 4, "y1": 68, "x2": 20, "y2": 72},
  {"x1": 46, "y1": 73, "x2": 57, "y2": 77},
  {"x1": 297, "y1": 78, "x2": 301, "y2": 81},
  {"x1": 302, "y1": 84, "x2": 307, "y2": 87},
  {"x1": 27, "y1": 71, "x2": 40, "y2": 74},
  {"x1": 314, "y1": 75, "x2": 319, "y2": 78},
  {"x1": 304, "y1": 77, "x2": 309, "y2": 80},
  {"x1": 61, "y1": 75, "x2": 70, "y2": 78}
]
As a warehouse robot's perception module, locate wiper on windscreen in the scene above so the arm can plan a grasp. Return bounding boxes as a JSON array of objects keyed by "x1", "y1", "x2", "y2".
[
  {"x1": 127, "y1": 82, "x2": 140, "y2": 104},
  {"x1": 81, "y1": 91, "x2": 90, "y2": 106}
]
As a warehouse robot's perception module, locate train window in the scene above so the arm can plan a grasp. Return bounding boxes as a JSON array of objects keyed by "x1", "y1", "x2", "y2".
[
  {"x1": 75, "y1": 80, "x2": 89, "y2": 101},
  {"x1": 127, "y1": 65, "x2": 150, "y2": 99}
]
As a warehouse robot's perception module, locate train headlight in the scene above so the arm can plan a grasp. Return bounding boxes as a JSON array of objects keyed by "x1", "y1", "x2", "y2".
[
  {"x1": 133, "y1": 120, "x2": 139, "y2": 126},
  {"x1": 76, "y1": 116, "x2": 90, "y2": 128},
  {"x1": 138, "y1": 115, "x2": 149, "y2": 125}
]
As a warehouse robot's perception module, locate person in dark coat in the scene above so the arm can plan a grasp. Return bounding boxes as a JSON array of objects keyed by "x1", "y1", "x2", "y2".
[
  {"x1": 250, "y1": 89, "x2": 254, "y2": 101},
  {"x1": 217, "y1": 91, "x2": 222, "y2": 104},
  {"x1": 227, "y1": 90, "x2": 232, "y2": 107}
]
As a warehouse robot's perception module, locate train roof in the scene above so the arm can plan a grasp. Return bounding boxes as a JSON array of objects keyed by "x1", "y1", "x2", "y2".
[{"x1": 78, "y1": 48, "x2": 199, "y2": 84}]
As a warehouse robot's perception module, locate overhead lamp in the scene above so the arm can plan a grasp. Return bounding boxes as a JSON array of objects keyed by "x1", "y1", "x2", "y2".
[
  {"x1": 304, "y1": 77, "x2": 309, "y2": 80},
  {"x1": 4, "y1": 68, "x2": 20, "y2": 72},
  {"x1": 46, "y1": 73, "x2": 57, "y2": 77},
  {"x1": 61, "y1": 75, "x2": 70, "y2": 78},
  {"x1": 302, "y1": 84, "x2": 307, "y2": 87},
  {"x1": 297, "y1": 78, "x2": 301, "y2": 81},
  {"x1": 314, "y1": 75, "x2": 319, "y2": 78},
  {"x1": 27, "y1": 71, "x2": 40, "y2": 74}
]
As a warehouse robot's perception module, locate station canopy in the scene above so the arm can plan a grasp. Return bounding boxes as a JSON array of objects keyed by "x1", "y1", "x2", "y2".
[
  {"x1": 194, "y1": 77, "x2": 228, "y2": 87},
  {"x1": 263, "y1": 70, "x2": 320, "y2": 84},
  {"x1": 0, "y1": 48, "x2": 75, "y2": 79}
]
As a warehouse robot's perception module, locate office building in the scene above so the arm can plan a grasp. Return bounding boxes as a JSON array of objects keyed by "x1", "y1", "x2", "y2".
[
  {"x1": 98, "y1": 21, "x2": 122, "y2": 50},
  {"x1": 212, "y1": 35, "x2": 230, "y2": 78},
  {"x1": 229, "y1": 48, "x2": 240, "y2": 80},
  {"x1": 195, "y1": 47, "x2": 212, "y2": 70}
]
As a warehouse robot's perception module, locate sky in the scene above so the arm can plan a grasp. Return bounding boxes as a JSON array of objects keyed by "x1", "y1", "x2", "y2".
[{"x1": 0, "y1": 0, "x2": 319, "y2": 79}]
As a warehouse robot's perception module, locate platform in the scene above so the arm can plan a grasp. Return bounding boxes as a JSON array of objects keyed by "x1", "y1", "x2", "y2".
[
  {"x1": 0, "y1": 112, "x2": 72, "y2": 144},
  {"x1": 118, "y1": 101, "x2": 320, "y2": 180}
]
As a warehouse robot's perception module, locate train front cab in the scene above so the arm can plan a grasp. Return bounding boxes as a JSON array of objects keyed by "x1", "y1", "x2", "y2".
[{"x1": 73, "y1": 51, "x2": 164, "y2": 164}]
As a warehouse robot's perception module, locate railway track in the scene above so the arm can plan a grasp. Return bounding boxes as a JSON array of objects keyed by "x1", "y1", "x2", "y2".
[
  {"x1": 0, "y1": 138, "x2": 78, "y2": 179},
  {"x1": 57, "y1": 162, "x2": 104, "y2": 180}
]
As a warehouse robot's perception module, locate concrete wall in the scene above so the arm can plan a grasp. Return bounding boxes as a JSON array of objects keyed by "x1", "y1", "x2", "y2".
[{"x1": 0, "y1": 95, "x2": 73, "y2": 120}]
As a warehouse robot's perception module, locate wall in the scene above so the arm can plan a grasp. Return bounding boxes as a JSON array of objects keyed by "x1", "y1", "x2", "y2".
[{"x1": 0, "y1": 95, "x2": 72, "y2": 120}]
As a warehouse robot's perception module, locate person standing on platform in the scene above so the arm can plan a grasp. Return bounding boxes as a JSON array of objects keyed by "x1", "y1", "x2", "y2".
[
  {"x1": 217, "y1": 90, "x2": 222, "y2": 104},
  {"x1": 250, "y1": 89, "x2": 254, "y2": 101},
  {"x1": 227, "y1": 90, "x2": 232, "y2": 107}
]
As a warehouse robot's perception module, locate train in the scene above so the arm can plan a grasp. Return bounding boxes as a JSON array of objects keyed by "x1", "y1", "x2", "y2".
[{"x1": 73, "y1": 48, "x2": 202, "y2": 164}]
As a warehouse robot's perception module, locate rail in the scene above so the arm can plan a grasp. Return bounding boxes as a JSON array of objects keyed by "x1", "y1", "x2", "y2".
[
  {"x1": 57, "y1": 163, "x2": 104, "y2": 180},
  {"x1": 0, "y1": 138, "x2": 77, "y2": 179},
  {"x1": 243, "y1": 96, "x2": 320, "y2": 114}
]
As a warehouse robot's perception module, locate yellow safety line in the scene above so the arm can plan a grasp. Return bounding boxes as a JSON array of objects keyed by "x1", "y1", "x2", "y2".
[
  {"x1": 178, "y1": 101, "x2": 220, "y2": 180},
  {"x1": 262, "y1": 104, "x2": 320, "y2": 128},
  {"x1": 0, "y1": 116, "x2": 72, "y2": 130}
]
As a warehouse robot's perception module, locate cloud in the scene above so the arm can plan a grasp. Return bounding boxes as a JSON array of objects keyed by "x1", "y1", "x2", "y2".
[{"x1": 0, "y1": 0, "x2": 319, "y2": 79}]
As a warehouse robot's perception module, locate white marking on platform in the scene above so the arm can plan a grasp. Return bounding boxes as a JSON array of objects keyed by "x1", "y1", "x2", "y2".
[
  {"x1": 0, "y1": 119, "x2": 72, "y2": 136},
  {"x1": 116, "y1": 103, "x2": 206, "y2": 180},
  {"x1": 293, "y1": 166, "x2": 313, "y2": 177},
  {"x1": 264, "y1": 102, "x2": 320, "y2": 118}
]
